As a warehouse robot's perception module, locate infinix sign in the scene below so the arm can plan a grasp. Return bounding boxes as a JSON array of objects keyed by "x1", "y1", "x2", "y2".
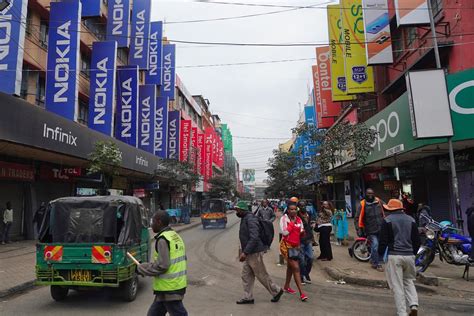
[
  {"x1": 155, "y1": 96, "x2": 168, "y2": 158},
  {"x1": 160, "y1": 44, "x2": 176, "y2": 100},
  {"x1": 45, "y1": 1, "x2": 81, "y2": 121},
  {"x1": 129, "y1": 0, "x2": 151, "y2": 68},
  {"x1": 106, "y1": 0, "x2": 130, "y2": 47},
  {"x1": 138, "y1": 85, "x2": 156, "y2": 153},
  {"x1": 116, "y1": 66, "x2": 139, "y2": 146},
  {"x1": 145, "y1": 21, "x2": 163, "y2": 85},
  {"x1": 42, "y1": 123, "x2": 78, "y2": 147}
]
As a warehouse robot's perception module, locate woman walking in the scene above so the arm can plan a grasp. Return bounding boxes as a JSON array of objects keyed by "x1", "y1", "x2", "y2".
[
  {"x1": 316, "y1": 201, "x2": 333, "y2": 261},
  {"x1": 279, "y1": 203, "x2": 308, "y2": 301}
]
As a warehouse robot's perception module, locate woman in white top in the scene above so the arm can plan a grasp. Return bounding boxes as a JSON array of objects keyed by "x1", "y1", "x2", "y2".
[{"x1": 2, "y1": 201, "x2": 13, "y2": 244}]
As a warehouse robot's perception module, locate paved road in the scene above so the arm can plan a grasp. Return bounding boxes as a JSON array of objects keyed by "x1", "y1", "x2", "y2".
[{"x1": 1, "y1": 214, "x2": 473, "y2": 316}]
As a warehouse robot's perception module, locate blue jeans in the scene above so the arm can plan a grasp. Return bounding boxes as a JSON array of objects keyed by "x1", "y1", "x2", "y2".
[
  {"x1": 299, "y1": 241, "x2": 314, "y2": 278},
  {"x1": 2, "y1": 222, "x2": 12, "y2": 242},
  {"x1": 368, "y1": 234, "x2": 380, "y2": 266},
  {"x1": 147, "y1": 299, "x2": 188, "y2": 316}
]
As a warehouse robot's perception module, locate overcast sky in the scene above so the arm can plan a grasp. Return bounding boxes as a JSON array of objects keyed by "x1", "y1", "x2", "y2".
[{"x1": 152, "y1": 0, "x2": 334, "y2": 182}]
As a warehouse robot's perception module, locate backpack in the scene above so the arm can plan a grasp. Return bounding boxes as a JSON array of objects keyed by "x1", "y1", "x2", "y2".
[{"x1": 258, "y1": 217, "x2": 275, "y2": 248}]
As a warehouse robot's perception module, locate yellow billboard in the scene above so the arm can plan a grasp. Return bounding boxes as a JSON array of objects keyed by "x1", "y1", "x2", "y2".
[
  {"x1": 327, "y1": 4, "x2": 355, "y2": 101},
  {"x1": 341, "y1": 0, "x2": 375, "y2": 93}
]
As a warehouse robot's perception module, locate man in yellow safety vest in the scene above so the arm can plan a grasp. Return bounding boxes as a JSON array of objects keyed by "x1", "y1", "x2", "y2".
[{"x1": 138, "y1": 210, "x2": 188, "y2": 316}]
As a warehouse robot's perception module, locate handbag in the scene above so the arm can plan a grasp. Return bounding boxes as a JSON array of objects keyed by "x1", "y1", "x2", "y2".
[{"x1": 279, "y1": 239, "x2": 288, "y2": 258}]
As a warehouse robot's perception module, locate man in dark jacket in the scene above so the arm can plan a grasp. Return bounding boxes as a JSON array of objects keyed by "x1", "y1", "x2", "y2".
[
  {"x1": 354, "y1": 188, "x2": 385, "y2": 271},
  {"x1": 378, "y1": 199, "x2": 421, "y2": 316},
  {"x1": 466, "y1": 204, "x2": 474, "y2": 262},
  {"x1": 255, "y1": 199, "x2": 276, "y2": 222},
  {"x1": 298, "y1": 207, "x2": 314, "y2": 284},
  {"x1": 236, "y1": 201, "x2": 283, "y2": 305}
]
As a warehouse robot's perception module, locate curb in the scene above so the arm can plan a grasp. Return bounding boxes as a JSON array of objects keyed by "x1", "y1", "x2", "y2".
[{"x1": 0, "y1": 280, "x2": 36, "y2": 299}]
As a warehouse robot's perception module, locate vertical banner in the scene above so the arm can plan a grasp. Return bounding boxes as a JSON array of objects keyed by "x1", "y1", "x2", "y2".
[
  {"x1": 129, "y1": 0, "x2": 151, "y2": 68},
  {"x1": 138, "y1": 85, "x2": 156, "y2": 153},
  {"x1": 167, "y1": 111, "x2": 180, "y2": 159},
  {"x1": 82, "y1": 0, "x2": 101, "y2": 17},
  {"x1": 217, "y1": 139, "x2": 225, "y2": 168},
  {"x1": 154, "y1": 96, "x2": 168, "y2": 158},
  {"x1": 344, "y1": 180, "x2": 353, "y2": 217},
  {"x1": 362, "y1": 0, "x2": 393, "y2": 65},
  {"x1": 88, "y1": 41, "x2": 117, "y2": 136},
  {"x1": 0, "y1": 0, "x2": 27, "y2": 96},
  {"x1": 179, "y1": 120, "x2": 191, "y2": 162},
  {"x1": 116, "y1": 65, "x2": 139, "y2": 146},
  {"x1": 106, "y1": 0, "x2": 130, "y2": 48},
  {"x1": 191, "y1": 127, "x2": 198, "y2": 172},
  {"x1": 312, "y1": 66, "x2": 336, "y2": 129},
  {"x1": 197, "y1": 133, "x2": 205, "y2": 176},
  {"x1": 45, "y1": 1, "x2": 82, "y2": 121},
  {"x1": 145, "y1": 21, "x2": 163, "y2": 85},
  {"x1": 316, "y1": 47, "x2": 343, "y2": 118},
  {"x1": 395, "y1": 0, "x2": 430, "y2": 26},
  {"x1": 341, "y1": 0, "x2": 375, "y2": 94},
  {"x1": 204, "y1": 128, "x2": 214, "y2": 191},
  {"x1": 160, "y1": 44, "x2": 176, "y2": 100}
]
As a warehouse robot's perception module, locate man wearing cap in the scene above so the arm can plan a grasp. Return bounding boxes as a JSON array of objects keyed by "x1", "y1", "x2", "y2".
[
  {"x1": 235, "y1": 201, "x2": 284, "y2": 305},
  {"x1": 378, "y1": 199, "x2": 421, "y2": 316}
]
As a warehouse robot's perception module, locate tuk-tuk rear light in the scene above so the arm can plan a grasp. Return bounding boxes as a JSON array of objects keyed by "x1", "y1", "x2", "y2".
[{"x1": 44, "y1": 245, "x2": 63, "y2": 262}]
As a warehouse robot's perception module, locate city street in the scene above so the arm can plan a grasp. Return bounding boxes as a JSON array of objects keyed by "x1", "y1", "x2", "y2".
[{"x1": 1, "y1": 213, "x2": 473, "y2": 316}]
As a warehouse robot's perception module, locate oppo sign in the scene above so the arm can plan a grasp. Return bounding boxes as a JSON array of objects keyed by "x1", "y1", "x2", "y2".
[
  {"x1": 369, "y1": 111, "x2": 400, "y2": 152},
  {"x1": 449, "y1": 80, "x2": 474, "y2": 115}
]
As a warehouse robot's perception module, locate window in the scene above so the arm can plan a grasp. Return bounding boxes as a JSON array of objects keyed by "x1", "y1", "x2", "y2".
[
  {"x1": 431, "y1": 0, "x2": 443, "y2": 17},
  {"x1": 20, "y1": 67, "x2": 29, "y2": 99},
  {"x1": 83, "y1": 17, "x2": 106, "y2": 41},
  {"x1": 36, "y1": 76, "x2": 46, "y2": 107},
  {"x1": 78, "y1": 99, "x2": 88, "y2": 125},
  {"x1": 81, "y1": 53, "x2": 91, "y2": 78},
  {"x1": 117, "y1": 48, "x2": 129, "y2": 65},
  {"x1": 406, "y1": 27, "x2": 417, "y2": 47},
  {"x1": 39, "y1": 21, "x2": 48, "y2": 49}
]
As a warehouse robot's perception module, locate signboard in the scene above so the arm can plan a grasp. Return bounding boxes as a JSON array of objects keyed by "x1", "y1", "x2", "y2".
[
  {"x1": 344, "y1": 180, "x2": 353, "y2": 217},
  {"x1": 116, "y1": 66, "x2": 139, "y2": 146},
  {"x1": 160, "y1": 44, "x2": 176, "y2": 100},
  {"x1": 133, "y1": 188, "x2": 146, "y2": 198},
  {"x1": 45, "y1": 1, "x2": 82, "y2": 121},
  {"x1": 138, "y1": 85, "x2": 156, "y2": 153},
  {"x1": 316, "y1": 47, "x2": 343, "y2": 118},
  {"x1": 203, "y1": 128, "x2": 214, "y2": 191},
  {"x1": 362, "y1": 0, "x2": 393, "y2": 65},
  {"x1": 145, "y1": 22, "x2": 163, "y2": 85},
  {"x1": 0, "y1": 161, "x2": 34, "y2": 181},
  {"x1": 129, "y1": 0, "x2": 151, "y2": 68},
  {"x1": 303, "y1": 105, "x2": 317, "y2": 170},
  {"x1": 327, "y1": 4, "x2": 353, "y2": 101},
  {"x1": 154, "y1": 96, "x2": 168, "y2": 158},
  {"x1": 242, "y1": 169, "x2": 256, "y2": 185},
  {"x1": 341, "y1": 0, "x2": 375, "y2": 94},
  {"x1": 106, "y1": 0, "x2": 130, "y2": 47},
  {"x1": 395, "y1": 0, "x2": 430, "y2": 26},
  {"x1": 39, "y1": 165, "x2": 82, "y2": 181},
  {"x1": 191, "y1": 127, "x2": 198, "y2": 172},
  {"x1": 197, "y1": 133, "x2": 204, "y2": 175},
  {"x1": 81, "y1": 0, "x2": 101, "y2": 17},
  {"x1": 88, "y1": 41, "x2": 117, "y2": 136},
  {"x1": 0, "y1": 0, "x2": 27, "y2": 96},
  {"x1": 167, "y1": 111, "x2": 180, "y2": 159},
  {"x1": 179, "y1": 120, "x2": 191, "y2": 162},
  {"x1": 312, "y1": 66, "x2": 336, "y2": 129}
]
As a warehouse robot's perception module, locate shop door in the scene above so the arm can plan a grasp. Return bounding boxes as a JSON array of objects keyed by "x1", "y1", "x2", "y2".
[{"x1": 427, "y1": 173, "x2": 451, "y2": 221}]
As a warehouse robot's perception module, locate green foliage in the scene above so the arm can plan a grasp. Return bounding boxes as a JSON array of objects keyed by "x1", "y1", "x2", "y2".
[
  {"x1": 87, "y1": 141, "x2": 122, "y2": 176},
  {"x1": 155, "y1": 159, "x2": 200, "y2": 189},
  {"x1": 208, "y1": 175, "x2": 235, "y2": 199}
]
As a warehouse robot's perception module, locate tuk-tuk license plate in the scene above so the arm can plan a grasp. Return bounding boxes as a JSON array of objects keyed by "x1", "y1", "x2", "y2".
[
  {"x1": 210, "y1": 220, "x2": 216, "y2": 223},
  {"x1": 69, "y1": 270, "x2": 92, "y2": 282}
]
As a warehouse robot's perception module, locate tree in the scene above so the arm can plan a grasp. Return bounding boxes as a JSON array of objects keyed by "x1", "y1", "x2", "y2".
[
  {"x1": 208, "y1": 175, "x2": 235, "y2": 199},
  {"x1": 155, "y1": 159, "x2": 200, "y2": 190},
  {"x1": 87, "y1": 141, "x2": 123, "y2": 194}
]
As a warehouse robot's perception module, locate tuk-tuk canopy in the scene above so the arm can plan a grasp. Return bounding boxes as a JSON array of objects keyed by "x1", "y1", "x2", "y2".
[
  {"x1": 201, "y1": 199, "x2": 226, "y2": 213},
  {"x1": 39, "y1": 196, "x2": 148, "y2": 245}
]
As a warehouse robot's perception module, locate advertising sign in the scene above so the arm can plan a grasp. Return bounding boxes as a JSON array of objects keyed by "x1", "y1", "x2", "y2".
[
  {"x1": 129, "y1": 0, "x2": 151, "y2": 68},
  {"x1": 106, "y1": 0, "x2": 130, "y2": 47},
  {"x1": 0, "y1": 161, "x2": 34, "y2": 181},
  {"x1": 160, "y1": 44, "x2": 176, "y2": 100},
  {"x1": 316, "y1": 47, "x2": 343, "y2": 118},
  {"x1": 344, "y1": 180, "x2": 353, "y2": 217},
  {"x1": 116, "y1": 66, "x2": 139, "y2": 146},
  {"x1": 145, "y1": 21, "x2": 163, "y2": 85},
  {"x1": 341, "y1": 0, "x2": 375, "y2": 94},
  {"x1": 327, "y1": 4, "x2": 353, "y2": 101},
  {"x1": 395, "y1": 0, "x2": 430, "y2": 26},
  {"x1": 45, "y1": 1, "x2": 82, "y2": 121},
  {"x1": 88, "y1": 41, "x2": 117, "y2": 136},
  {"x1": 362, "y1": 0, "x2": 393, "y2": 65},
  {"x1": 203, "y1": 128, "x2": 214, "y2": 190},
  {"x1": 191, "y1": 127, "x2": 198, "y2": 171},
  {"x1": 242, "y1": 169, "x2": 256, "y2": 185},
  {"x1": 81, "y1": 0, "x2": 101, "y2": 17},
  {"x1": 138, "y1": 85, "x2": 156, "y2": 153},
  {"x1": 179, "y1": 120, "x2": 191, "y2": 162},
  {"x1": 154, "y1": 96, "x2": 168, "y2": 158},
  {"x1": 39, "y1": 165, "x2": 82, "y2": 182},
  {"x1": 0, "y1": 0, "x2": 27, "y2": 96},
  {"x1": 197, "y1": 133, "x2": 204, "y2": 176},
  {"x1": 303, "y1": 106, "x2": 317, "y2": 170},
  {"x1": 167, "y1": 111, "x2": 180, "y2": 159},
  {"x1": 312, "y1": 66, "x2": 336, "y2": 129}
]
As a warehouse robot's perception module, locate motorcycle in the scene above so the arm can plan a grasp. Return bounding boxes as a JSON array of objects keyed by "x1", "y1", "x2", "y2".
[
  {"x1": 416, "y1": 214, "x2": 473, "y2": 280},
  {"x1": 349, "y1": 236, "x2": 372, "y2": 262}
]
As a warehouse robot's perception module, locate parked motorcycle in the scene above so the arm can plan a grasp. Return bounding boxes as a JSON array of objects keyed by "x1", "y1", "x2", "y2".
[
  {"x1": 349, "y1": 236, "x2": 372, "y2": 262},
  {"x1": 416, "y1": 214, "x2": 473, "y2": 280}
]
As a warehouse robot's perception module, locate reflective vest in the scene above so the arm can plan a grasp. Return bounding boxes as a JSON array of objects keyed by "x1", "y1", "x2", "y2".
[
  {"x1": 358, "y1": 198, "x2": 384, "y2": 229},
  {"x1": 153, "y1": 230, "x2": 187, "y2": 292}
]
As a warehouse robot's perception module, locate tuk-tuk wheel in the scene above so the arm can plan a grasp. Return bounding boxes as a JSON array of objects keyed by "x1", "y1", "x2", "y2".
[
  {"x1": 50, "y1": 286, "x2": 69, "y2": 301},
  {"x1": 120, "y1": 272, "x2": 139, "y2": 302}
]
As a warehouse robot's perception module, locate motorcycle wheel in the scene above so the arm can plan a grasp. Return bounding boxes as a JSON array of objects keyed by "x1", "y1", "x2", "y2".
[
  {"x1": 351, "y1": 240, "x2": 371, "y2": 262},
  {"x1": 416, "y1": 248, "x2": 435, "y2": 273}
]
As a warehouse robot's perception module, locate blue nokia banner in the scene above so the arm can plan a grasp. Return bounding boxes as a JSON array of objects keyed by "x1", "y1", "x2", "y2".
[
  {"x1": 116, "y1": 66, "x2": 139, "y2": 146},
  {"x1": 88, "y1": 41, "x2": 117, "y2": 136},
  {"x1": 155, "y1": 96, "x2": 168, "y2": 158},
  {"x1": 106, "y1": 0, "x2": 130, "y2": 48},
  {"x1": 167, "y1": 110, "x2": 180, "y2": 159},
  {"x1": 145, "y1": 21, "x2": 163, "y2": 85},
  {"x1": 0, "y1": 0, "x2": 27, "y2": 96},
  {"x1": 129, "y1": 0, "x2": 151, "y2": 69},
  {"x1": 81, "y1": 0, "x2": 101, "y2": 17},
  {"x1": 160, "y1": 44, "x2": 176, "y2": 100},
  {"x1": 138, "y1": 85, "x2": 156, "y2": 153},
  {"x1": 45, "y1": 1, "x2": 82, "y2": 121}
]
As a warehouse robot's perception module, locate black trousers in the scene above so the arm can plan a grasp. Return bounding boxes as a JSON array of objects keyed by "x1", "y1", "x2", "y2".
[
  {"x1": 147, "y1": 299, "x2": 188, "y2": 316},
  {"x1": 318, "y1": 226, "x2": 333, "y2": 260}
]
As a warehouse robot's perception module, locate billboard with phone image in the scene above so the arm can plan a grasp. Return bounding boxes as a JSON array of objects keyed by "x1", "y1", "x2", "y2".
[
  {"x1": 395, "y1": 0, "x2": 430, "y2": 26},
  {"x1": 362, "y1": 0, "x2": 393, "y2": 64}
]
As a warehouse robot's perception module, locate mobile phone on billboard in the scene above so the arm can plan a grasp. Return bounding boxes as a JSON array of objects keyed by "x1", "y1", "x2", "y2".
[{"x1": 366, "y1": 12, "x2": 389, "y2": 34}]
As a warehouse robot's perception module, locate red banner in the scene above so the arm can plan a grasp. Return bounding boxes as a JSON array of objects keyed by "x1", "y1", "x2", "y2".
[
  {"x1": 197, "y1": 133, "x2": 205, "y2": 176},
  {"x1": 313, "y1": 65, "x2": 336, "y2": 129},
  {"x1": 179, "y1": 120, "x2": 191, "y2": 162},
  {"x1": 316, "y1": 46, "x2": 343, "y2": 118},
  {"x1": 204, "y1": 128, "x2": 214, "y2": 191},
  {"x1": 39, "y1": 165, "x2": 82, "y2": 182},
  {"x1": 191, "y1": 127, "x2": 198, "y2": 172},
  {"x1": 0, "y1": 161, "x2": 35, "y2": 181}
]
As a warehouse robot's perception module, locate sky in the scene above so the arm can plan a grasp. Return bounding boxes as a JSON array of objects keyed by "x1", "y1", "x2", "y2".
[{"x1": 151, "y1": 0, "x2": 334, "y2": 182}]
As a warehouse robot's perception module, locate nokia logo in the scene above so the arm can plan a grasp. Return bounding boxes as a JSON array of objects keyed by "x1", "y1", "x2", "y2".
[
  {"x1": 168, "y1": 119, "x2": 177, "y2": 158},
  {"x1": 163, "y1": 53, "x2": 172, "y2": 92},
  {"x1": 93, "y1": 57, "x2": 108, "y2": 124},
  {"x1": 54, "y1": 20, "x2": 72, "y2": 103},
  {"x1": 0, "y1": 1, "x2": 13, "y2": 71},
  {"x1": 120, "y1": 77, "x2": 133, "y2": 138},
  {"x1": 154, "y1": 107, "x2": 164, "y2": 152},
  {"x1": 133, "y1": 10, "x2": 145, "y2": 59},
  {"x1": 43, "y1": 123, "x2": 77, "y2": 146},
  {"x1": 136, "y1": 156, "x2": 148, "y2": 167},
  {"x1": 148, "y1": 31, "x2": 158, "y2": 76},
  {"x1": 140, "y1": 96, "x2": 151, "y2": 146},
  {"x1": 111, "y1": 0, "x2": 124, "y2": 35}
]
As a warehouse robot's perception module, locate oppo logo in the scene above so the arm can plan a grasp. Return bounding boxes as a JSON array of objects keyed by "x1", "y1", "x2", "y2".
[
  {"x1": 370, "y1": 111, "x2": 400, "y2": 152},
  {"x1": 449, "y1": 80, "x2": 474, "y2": 115}
]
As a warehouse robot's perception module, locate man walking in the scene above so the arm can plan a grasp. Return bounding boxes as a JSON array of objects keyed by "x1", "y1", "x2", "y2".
[
  {"x1": 235, "y1": 201, "x2": 283, "y2": 304},
  {"x1": 2, "y1": 202, "x2": 13, "y2": 244},
  {"x1": 466, "y1": 203, "x2": 474, "y2": 263},
  {"x1": 378, "y1": 199, "x2": 421, "y2": 316},
  {"x1": 298, "y1": 206, "x2": 314, "y2": 284},
  {"x1": 138, "y1": 211, "x2": 188, "y2": 316},
  {"x1": 255, "y1": 199, "x2": 276, "y2": 222},
  {"x1": 355, "y1": 188, "x2": 385, "y2": 271}
]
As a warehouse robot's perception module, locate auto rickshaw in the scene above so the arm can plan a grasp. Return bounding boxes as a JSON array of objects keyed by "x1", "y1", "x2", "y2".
[
  {"x1": 201, "y1": 199, "x2": 228, "y2": 229},
  {"x1": 35, "y1": 196, "x2": 149, "y2": 302}
]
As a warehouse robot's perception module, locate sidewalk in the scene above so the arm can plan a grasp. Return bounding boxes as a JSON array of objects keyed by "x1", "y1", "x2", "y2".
[
  {"x1": 314, "y1": 218, "x2": 474, "y2": 299},
  {"x1": 0, "y1": 217, "x2": 201, "y2": 298}
]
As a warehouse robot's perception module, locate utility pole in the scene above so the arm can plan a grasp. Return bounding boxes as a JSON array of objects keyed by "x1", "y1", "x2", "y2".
[{"x1": 427, "y1": 0, "x2": 464, "y2": 229}]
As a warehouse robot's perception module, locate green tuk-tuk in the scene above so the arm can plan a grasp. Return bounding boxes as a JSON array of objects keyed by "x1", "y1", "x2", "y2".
[{"x1": 36, "y1": 196, "x2": 149, "y2": 302}]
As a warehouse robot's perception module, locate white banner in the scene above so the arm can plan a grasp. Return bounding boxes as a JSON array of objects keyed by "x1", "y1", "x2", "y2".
[{"x1": 395, "y1": 0, "x2": 430, "y2": 26}]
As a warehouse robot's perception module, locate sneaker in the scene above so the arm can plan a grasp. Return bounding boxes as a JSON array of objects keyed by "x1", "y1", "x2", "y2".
[
  {"x1": 409, "y1": 305, "x2": 418, "y2": 316},
  {"x1": 271, "y1": 289, "x2": 284, "y2": 303},
  {"x1": 300, "y1": 293, "x2": 308, "y2": 301},
  {"x1": 236, "y1": 299, "x2": 254, "y2": 305},
  {"x1": 284, "y1": 287, "x2": 297, "y2": 294},
  {"x1": 376, "y1": 265, "x2": 384, "y2": 272},
  {"x1": 306, "y1": 275, "x2": 312, "y2": 282},
  {"x1": 303, "y1": 276, "x2": 312, "y2": 284}
]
